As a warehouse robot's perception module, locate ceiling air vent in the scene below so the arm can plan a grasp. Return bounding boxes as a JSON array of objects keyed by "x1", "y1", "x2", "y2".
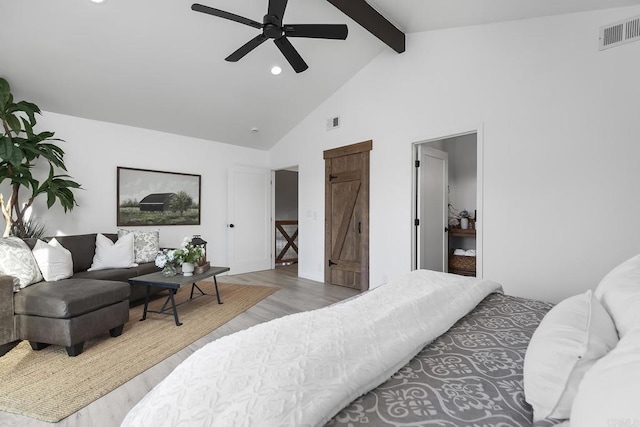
[{"x1": 599, "y1": 15, "x2": 640, "y2": 50}]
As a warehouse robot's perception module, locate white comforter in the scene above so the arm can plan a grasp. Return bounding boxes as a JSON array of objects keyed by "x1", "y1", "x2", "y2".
[{"x1": 122, "y1": 270, "x2": 502, "y2": 427}]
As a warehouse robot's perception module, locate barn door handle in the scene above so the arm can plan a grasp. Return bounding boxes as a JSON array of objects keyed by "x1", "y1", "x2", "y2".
[
  {"x1": 329, "y1": 174, "x2": 337, "y2": 181},
  {"x1": 358, "y1": 222, "x2": 361, "y2": 234},
  {"x1": 228, "y1": 224, "x2": 235, "y2": 228},
  {"x1": 328, "y1": 260, "x2": 337, "y2": 266}
]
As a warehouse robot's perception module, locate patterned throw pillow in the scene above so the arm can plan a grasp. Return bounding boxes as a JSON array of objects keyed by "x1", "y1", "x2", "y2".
[
  {"x1": 117, "y1": 229, "x2": 160, "y2": 263},
  {"x1": 0, "y1": 237, "x2": 43, "y2": 289}
]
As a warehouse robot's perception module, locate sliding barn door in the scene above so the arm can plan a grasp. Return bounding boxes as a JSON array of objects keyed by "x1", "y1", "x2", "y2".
[{"x1": 324, "y1": 140, "x2": 371, "y2": 291}]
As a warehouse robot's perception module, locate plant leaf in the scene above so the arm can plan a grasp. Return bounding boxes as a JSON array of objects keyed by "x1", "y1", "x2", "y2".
[
  {"x1": 0, "y1": 136, "x2": 13, "y2": 162},
  {"x1": 14, "y1": 101, "x2": 40, "y2": 125},
  {"x1": 0, "y1": 78, "x2": 10, "y2": 112},
  {"x1": 5, "y1": 114, "x2": 21, "y2": 134}
]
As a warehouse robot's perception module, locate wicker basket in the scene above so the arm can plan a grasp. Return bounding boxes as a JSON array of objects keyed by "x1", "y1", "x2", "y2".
[{"x1": 449, "y1": 254, "x2": 476, "y2": 272}]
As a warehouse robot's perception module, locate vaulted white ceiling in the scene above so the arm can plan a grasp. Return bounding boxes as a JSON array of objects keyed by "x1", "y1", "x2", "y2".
[{"x1": 1, "y1": 0, "x2": 638, "y2": 150}]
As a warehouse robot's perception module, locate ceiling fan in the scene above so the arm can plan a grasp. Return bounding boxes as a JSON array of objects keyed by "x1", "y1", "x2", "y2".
[{"x1": 191, "y1": 0, "x2": 348, "y2": 73}]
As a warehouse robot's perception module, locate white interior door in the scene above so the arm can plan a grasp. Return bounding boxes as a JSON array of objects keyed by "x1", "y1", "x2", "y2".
[
  {"x1": 227, "y1": 166, "x2": 271, "y2": 274},
  {"x1": 419, "y1": 147, "x2": 449, "y2": 271}
]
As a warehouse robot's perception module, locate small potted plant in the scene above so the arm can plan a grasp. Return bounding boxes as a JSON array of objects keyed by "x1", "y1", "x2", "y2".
[{"x1": 173, "y1": 237, "x2": 204, "y2": 276}]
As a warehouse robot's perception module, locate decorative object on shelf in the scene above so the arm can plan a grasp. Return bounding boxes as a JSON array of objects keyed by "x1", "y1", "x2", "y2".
[
  {"x1": 0, "y1": 77, "x2": 82, "y2": 238},
  {"x1": 191, "y1": 235, "x2": 207, "y2": 265},
  {"x1": 181, "y1": 262, "x2": 195, "y2": 277},
  {"x1": 459, "y1": 210, "x2": 470, "y2": 230},
  {"x1": 195, "y1": 262, "x2": 210, "y2": 275},
  {"x1": 173, "y1": 237, "x2": 204, "y2": 276},
  {"x1": 449, "y1": 252, "x2": 476, "y2": 274},
  {"x1": 155, "y1": 249, "x2": 178, "y2": 277},
  {"x1": 161, "y1": 264, "x2": 178, "y2": 277},
  {"x1": 191, "y1": 235, "x2": 210, "y2": 274}
]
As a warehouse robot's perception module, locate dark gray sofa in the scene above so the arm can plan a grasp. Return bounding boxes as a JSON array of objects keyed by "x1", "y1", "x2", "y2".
[{"x1": 0, "y1": 233, "x2": 160, "y2": 357}]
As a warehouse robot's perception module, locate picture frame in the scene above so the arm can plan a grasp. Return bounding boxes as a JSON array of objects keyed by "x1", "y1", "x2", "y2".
[{"x1": 117, "y1": 167, "x2": 201, "y2": 226}]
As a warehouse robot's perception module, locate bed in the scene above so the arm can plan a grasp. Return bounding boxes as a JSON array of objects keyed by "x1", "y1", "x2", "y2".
[
  {"x1": 122, "y1": 263, "x2": 640, "y2": 427},
  {"x1": 327, "y1": 293, "x2": 552, "y2": 426}
]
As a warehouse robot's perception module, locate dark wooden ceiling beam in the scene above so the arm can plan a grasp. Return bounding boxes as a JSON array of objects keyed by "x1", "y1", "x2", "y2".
[{"x1": 326, "y1": 0, "x2": 405, "y2": 53}]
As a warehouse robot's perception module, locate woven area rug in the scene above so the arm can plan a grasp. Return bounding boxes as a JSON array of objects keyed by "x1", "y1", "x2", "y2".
[{"x1": 0, "y1": 281, "x2": 278, "y2": 423}]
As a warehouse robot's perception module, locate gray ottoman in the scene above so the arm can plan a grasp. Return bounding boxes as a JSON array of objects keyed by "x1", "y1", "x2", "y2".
[{"x1": 14, "y1": 279, "x2": 130, "y2": 356}]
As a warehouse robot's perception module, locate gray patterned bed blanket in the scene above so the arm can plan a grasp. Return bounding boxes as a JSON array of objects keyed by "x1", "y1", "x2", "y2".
[{"x1": 327, "y1": 293, "x2": 553, "y2": 427}]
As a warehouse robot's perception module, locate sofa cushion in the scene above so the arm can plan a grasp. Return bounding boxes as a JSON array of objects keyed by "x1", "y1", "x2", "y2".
[
  {"x1": 75, "y1": 267, "x2": 141, "y2": 282},
  {"x1": 118, "y1": 229, "x2": 160, "y2": 263},
  {"x1": 0, "y1": 237, "x2": 43, "y2": 289},
  {"x1": 32, "y1": 238, "x2": 74, "y2": 281},
  {"x1": 14, "y1": 279, "x2": 130, "y2": 318},
  {"x1": 88, "y1": 233, "x2": 137, "y2": 271},
  {"x1": 48, "y1": 234, "x2": 108, "y2": 273}
]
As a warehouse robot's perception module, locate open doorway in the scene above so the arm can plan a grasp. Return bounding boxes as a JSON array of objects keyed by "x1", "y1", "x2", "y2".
[
  {"x1": 274, "y1": 168, "x2": 299, "y2": 275},
  {"x1": 412, "y1": 131, "x2": 482, "y2": 277}
]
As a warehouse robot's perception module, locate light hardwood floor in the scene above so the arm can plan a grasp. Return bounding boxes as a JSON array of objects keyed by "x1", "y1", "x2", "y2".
[{"x1": 0, "y1": 267, "x2": 360, "y2": 427}]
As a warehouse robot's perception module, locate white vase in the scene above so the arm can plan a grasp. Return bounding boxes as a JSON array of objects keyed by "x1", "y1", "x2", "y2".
[
  {"x1": 460, "y1": 218, "x2": 469, "y2": 230},
  {"x1": 182, "y1": 262, "x2": 195, "y2": 276}
]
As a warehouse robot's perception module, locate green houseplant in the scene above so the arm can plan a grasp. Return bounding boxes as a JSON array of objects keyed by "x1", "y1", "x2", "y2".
[{"x1": 0, "y1": 77, "x2": 81, "y2": 238}]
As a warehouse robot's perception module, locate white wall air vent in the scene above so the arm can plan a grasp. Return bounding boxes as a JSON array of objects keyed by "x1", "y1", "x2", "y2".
[
  {"x1": 599, "y1": 15, "x2": 640, "y2": 50},
  {"x1": 326, "y1": 116, "x2": 340, "y2": 131}
]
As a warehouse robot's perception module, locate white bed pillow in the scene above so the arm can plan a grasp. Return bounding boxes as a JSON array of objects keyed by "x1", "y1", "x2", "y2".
[
  {"x1": 0, "y1": 236, "x2": 43, "y2": 289},
  {"x1": 88, "y1": 233, "x2": 138, "y2": 271},
  {"x1": 117, "y1": 229, "x2": 159, "y2": 263},
  {"x1": 523, "y1": 290, "x2": 618, "y2": 421},
  {"x1": 594, "y1": 253, "x2": 640, "y2": 338},
  {"x1": 32, "y1": 238, "x2": 73, "y2": 281},
  {"x1": 570, "y1": 325, "x2": 640, "y2": 426}
]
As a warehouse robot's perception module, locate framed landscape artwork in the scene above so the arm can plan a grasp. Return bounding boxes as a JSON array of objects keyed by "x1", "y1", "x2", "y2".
[{"x1": 117, "y1": 167, "x2": 201, "y2": 226}]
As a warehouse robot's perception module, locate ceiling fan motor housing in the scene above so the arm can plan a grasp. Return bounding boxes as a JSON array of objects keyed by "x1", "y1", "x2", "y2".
[{"x1": 264, "y1": 15, "x2": 284, "y2": 39}]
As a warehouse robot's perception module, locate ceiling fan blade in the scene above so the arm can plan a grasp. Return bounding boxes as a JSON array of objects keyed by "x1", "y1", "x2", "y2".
[
  {"x1": 274, "y1": 37, "x2": 308, "y2": 73},
  {"x1": 191, "y1": 3, "x2": 262, "y2": 29},
  {"x1": 268, "y1": 0, "x2": 288, "y2": 21},
  {"x1": 283, "y1": 24, "x2": 348, "y2": 40},
  {"x1": 226, "y1": 34, "x2": 268, "y2": 62}
]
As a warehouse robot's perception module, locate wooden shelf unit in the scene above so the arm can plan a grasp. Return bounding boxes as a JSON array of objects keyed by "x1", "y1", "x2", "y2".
[
  {"x1": 449, "y1": 228, "x2": 476, "y2": 237},
  {"x1": 448, "y1": 227, "x2": 477, "y2": 277}
]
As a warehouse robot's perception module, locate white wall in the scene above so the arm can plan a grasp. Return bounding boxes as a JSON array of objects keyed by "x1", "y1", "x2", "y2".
[
  {"x1": 444, "y1": 134, "x2": 477, "y2": 219},
  {"x1": 269, "y1": 6, "x2": 640, "y2": 303},
  {"x1": 0, "y1": 112, "x2": 269, "y2": 266}
]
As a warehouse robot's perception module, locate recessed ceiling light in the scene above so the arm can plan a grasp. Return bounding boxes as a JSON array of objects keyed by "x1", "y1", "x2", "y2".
[
  {"x1": 90, "y1": 0, "x2": 106, "y2": 4},
  {"x1": 271, "y1": 66, "x2": 282, "y2": 76},
  {"x1": 251, "y1": 127, "x2": 259, "y2": 133}
]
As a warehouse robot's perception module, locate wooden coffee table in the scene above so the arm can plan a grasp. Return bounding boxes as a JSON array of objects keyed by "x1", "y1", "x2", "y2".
[{"x1": 129, "y1": 266, "x2": 230, "y2": 326}]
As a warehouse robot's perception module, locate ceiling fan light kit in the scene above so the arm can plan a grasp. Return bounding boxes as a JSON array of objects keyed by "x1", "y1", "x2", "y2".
[
  {"x1": 191, "y1": 0, "x2": 348, "y2": 73},
  {"x1": 271, "y1": 66, "x2": 282, "y2": 75}
]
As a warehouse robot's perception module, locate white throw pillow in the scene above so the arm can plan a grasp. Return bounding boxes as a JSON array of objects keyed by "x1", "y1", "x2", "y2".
[
  {"x1": 32, "y1": 238, "x2": 73, "y2": 281},
  {"x1": 594, "y1": 253, "x2": 640, "y2": 338},
  {"x1": 88, "y1": 233, "x2": 138, "y2": 271},
  {"x1": 523, "y1": 290, "x2": 618, "y2": 421},
  {"x1": 0, "y1": 236, "x2": 43, "y2": 289},
  {"x1": 570, "y1": 325, "x2": 640, "y2": 426},
  {"x1": 117, "y1": 229, "x2": 160, "y2": 263}
]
